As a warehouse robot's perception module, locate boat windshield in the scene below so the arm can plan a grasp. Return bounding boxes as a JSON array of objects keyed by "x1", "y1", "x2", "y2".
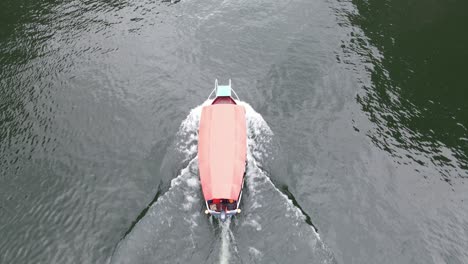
[{"x1": 208, "y1": 199, "x2": 237, "y2": 212}]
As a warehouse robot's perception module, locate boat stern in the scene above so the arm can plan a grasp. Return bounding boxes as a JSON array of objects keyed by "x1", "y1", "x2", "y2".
[{"x1": 204, "y1": 199, "x2": 242, "y2": 222}]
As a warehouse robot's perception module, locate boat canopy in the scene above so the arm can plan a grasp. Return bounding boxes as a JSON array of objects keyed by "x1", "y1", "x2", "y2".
[{"x1": 198, "y1": 104, "x2": 247, "y2": 201}]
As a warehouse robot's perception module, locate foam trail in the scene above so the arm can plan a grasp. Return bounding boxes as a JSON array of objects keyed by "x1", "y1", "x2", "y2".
[
  {"x1": 112, "y1": 100, "x2": 336, "y2": 264},
  {"x1": 219, "y1": 220, "x2": 231, "y2": 264},
  {"x1": 176, "y1": 100, "x2": 212, "y2": 162},
  {"x1": 232, "y1": 101, "x2": 337, "y2": 263},
  {"x1": 111, "y1": 102, "x2": 215, "y2": 264},
  {"x1": 243, "y1": 101, "x2": 316, "y2": 233}
]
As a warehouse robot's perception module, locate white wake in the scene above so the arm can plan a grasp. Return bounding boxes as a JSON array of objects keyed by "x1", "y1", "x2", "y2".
[{"x1": 111, "y1": 100, "x2": 336, "y2": 264}]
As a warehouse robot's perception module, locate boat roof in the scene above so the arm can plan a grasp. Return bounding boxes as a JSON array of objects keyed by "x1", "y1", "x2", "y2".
[{"x1": 198, "y1": 104, "x2": 247, "y2": 201}]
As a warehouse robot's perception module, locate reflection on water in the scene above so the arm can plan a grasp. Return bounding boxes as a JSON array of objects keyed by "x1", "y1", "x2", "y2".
[{"x1": 336, "y1": 0, "x2": 468, "y2": 180}]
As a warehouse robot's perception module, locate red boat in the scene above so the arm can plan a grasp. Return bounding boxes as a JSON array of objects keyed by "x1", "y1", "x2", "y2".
[{"x1": 198, "y1": 80, "x2": 247, "y2": 221}]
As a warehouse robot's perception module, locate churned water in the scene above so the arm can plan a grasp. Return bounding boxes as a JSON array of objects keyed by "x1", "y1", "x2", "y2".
[{"x1": 110, "y1": 101, "x2": 335, "y2": 263}]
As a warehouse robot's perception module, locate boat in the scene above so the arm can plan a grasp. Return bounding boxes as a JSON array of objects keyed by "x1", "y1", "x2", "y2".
[{"x1": 198, "y1": 79, "x2": 247, "y2": 221}]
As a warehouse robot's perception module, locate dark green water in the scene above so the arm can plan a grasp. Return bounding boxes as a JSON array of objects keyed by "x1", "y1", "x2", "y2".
[
  {"x1": 350, "y1": 0, "x2": 468, "y2": 179},
  {"x1": 1, "y1": 0, "x2": 467, "y2": 263}
]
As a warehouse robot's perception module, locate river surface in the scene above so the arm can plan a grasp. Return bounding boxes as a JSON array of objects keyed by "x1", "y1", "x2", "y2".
[{"x1": 1, "y1": 0, "x2": 467, "y2": 263}]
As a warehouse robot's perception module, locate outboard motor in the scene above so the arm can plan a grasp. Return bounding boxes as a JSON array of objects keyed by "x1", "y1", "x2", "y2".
[{"x1": 220, "y1": 210, "x2": 226, "y2": 222}]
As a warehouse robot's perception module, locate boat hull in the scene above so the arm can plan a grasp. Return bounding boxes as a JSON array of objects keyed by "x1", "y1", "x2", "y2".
[{"x1": 198, "y1": 104, "x2": 247, "y2": 202}]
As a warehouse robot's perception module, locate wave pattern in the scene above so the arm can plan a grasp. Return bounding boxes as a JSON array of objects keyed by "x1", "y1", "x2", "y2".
[{"x1": 111, "y1": 101, "x2": 336, "y2": 264}]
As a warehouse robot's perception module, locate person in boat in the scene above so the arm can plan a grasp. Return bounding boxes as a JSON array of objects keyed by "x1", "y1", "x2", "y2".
[
  {"x1": 209, "y1": 203, "x2": 217, "y2": 211},
  {"x1": 227, "y1": 199, "x2": 236, "y2": 210},
  {"x1": 208, "y1": 199, "x2": 236, "y2": 212},
  {"x1": 210, "y1": 199, "x2": 222, "y2": 211}
]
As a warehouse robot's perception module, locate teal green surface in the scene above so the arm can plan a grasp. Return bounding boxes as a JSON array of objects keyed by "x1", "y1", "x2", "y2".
[{"x1": 216, "y1": 86, "x2": 232, "y2": 97}]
